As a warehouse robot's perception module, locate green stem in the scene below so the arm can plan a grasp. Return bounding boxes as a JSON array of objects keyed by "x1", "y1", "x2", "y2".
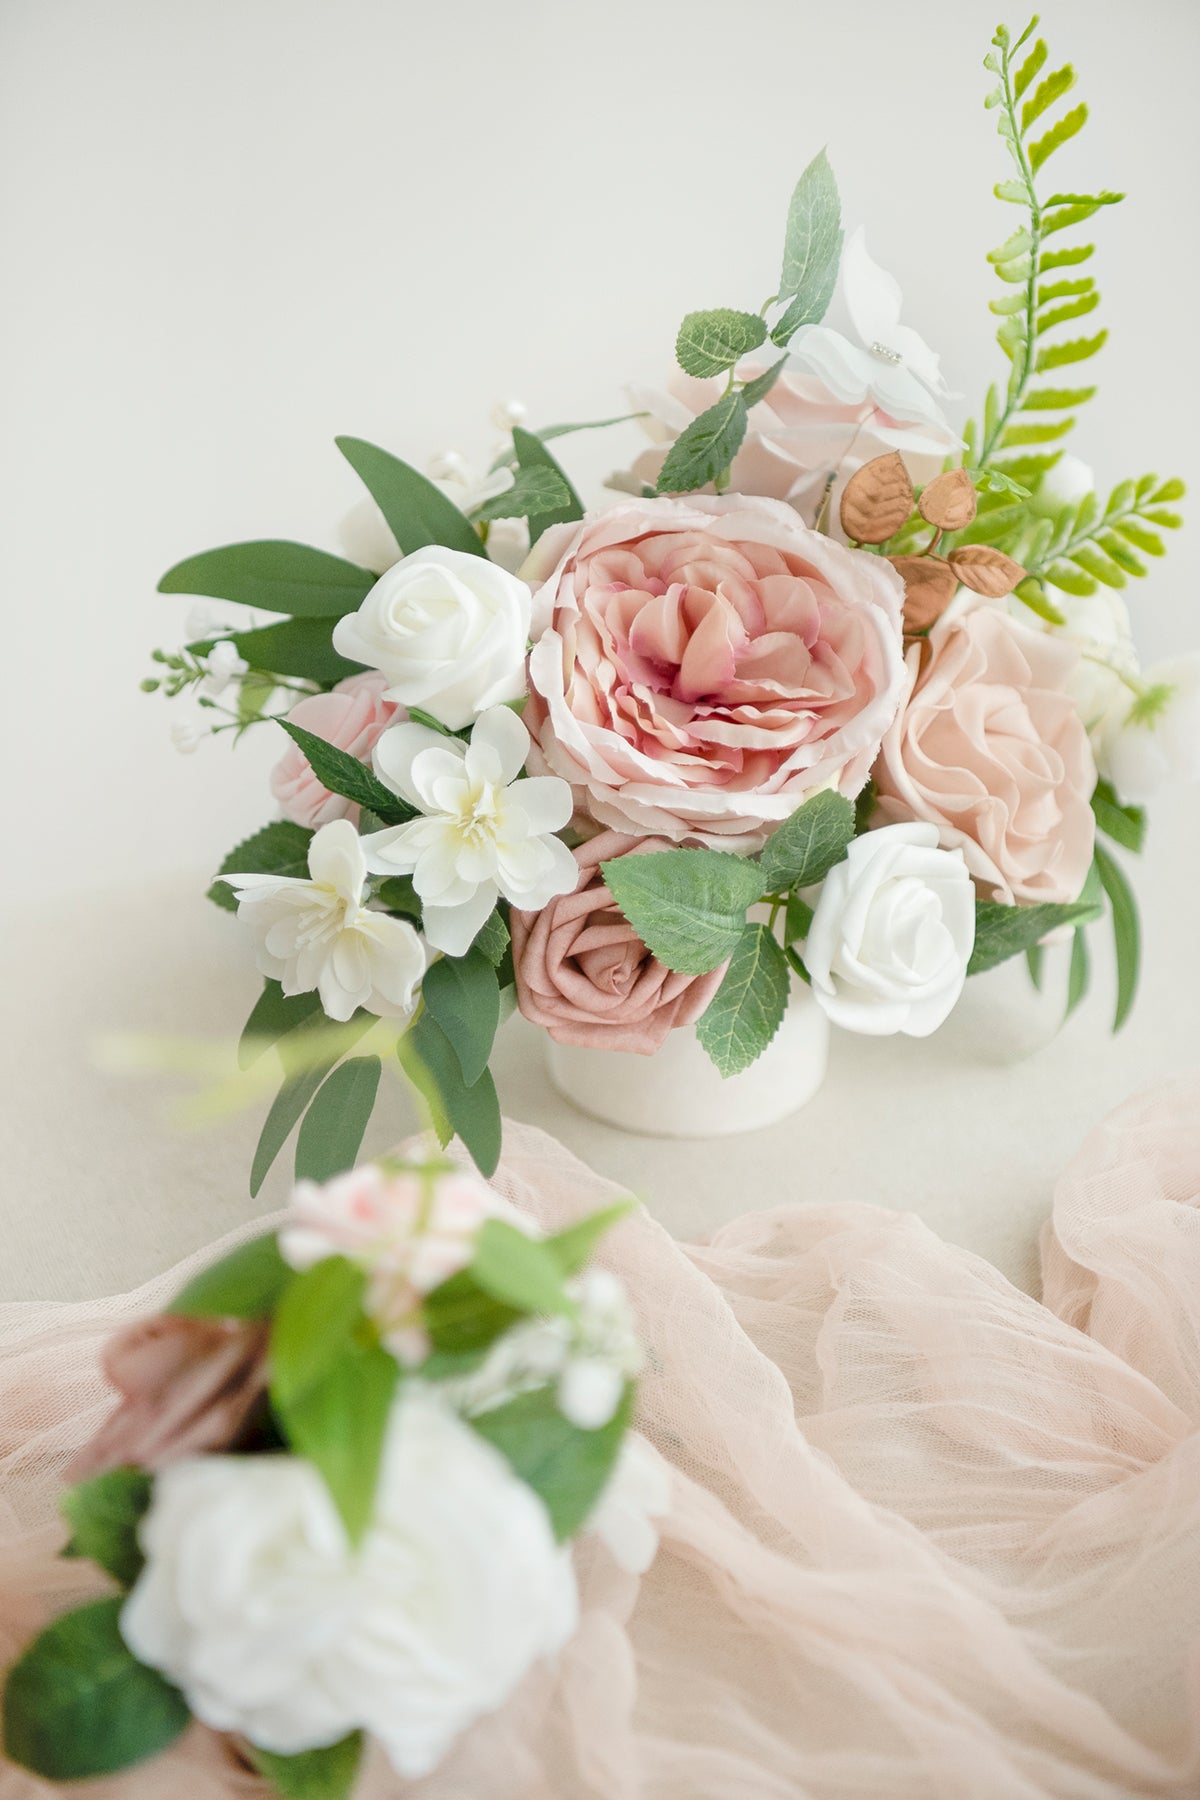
[{"x1": 979, "y1": 42, "x2": 1042, "y2": 467}]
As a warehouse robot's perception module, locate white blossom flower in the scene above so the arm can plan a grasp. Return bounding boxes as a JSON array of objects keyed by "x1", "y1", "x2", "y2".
[
  {"x1": 587, "y1": 1431, "x2": 670, "y2": 1574},
  {"x1": 121, "y1": 1386, "x2": 578, "y2": 1776},
  {"x1": 805, "y1": 823, "x2": 976, "y2": 1037},
  {"x1": 331, "y1": 545, "x2": 532, "y2": 731},
  {"x1": 198, "y1": 638, "x2": 249, "y2": 698},
  {"x1": 170, "y1": 718, "x2": 207, "y2": 754},
  {"x1": 1095, "y1": 654, "x2": 1200, "y2": 804},
  {"x1": 1030, "y1": 453, "x2": 1096, "y2": 517},
  {"x1": 220, "y1": 818, "x2": 426, "y2": 1023},
  {"x1": 364, "y1": 706, "x2": 576, "y2": 956}
]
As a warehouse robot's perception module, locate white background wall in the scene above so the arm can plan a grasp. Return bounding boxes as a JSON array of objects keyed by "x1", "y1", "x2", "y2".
[{"x1": 2, "y1": 0, "x2": 1198, "y2": 896}]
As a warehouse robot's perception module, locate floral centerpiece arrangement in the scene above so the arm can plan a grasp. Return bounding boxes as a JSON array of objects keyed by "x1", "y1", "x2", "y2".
[
  {"x1": 143, "y1": 15, "x2": 1193, "y2": 1182},
  {"x1": 2, "y1": 1162, "x2": 661, "y2": 1791}
]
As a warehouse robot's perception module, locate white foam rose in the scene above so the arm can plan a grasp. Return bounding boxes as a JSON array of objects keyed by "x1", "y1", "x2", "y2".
[
  {"x1": 805, "y1": 823, "x2": 975, "y2": 1037},
  {"x1": 121, "y1": 1386, "x2": 578, "y2": 1777},
  {"x1": 1096, "y1": 653, "x2": 1200, "y2": 804},
  {"x1": 332, "y1": 545, "x2": 532, "y2": 731}
]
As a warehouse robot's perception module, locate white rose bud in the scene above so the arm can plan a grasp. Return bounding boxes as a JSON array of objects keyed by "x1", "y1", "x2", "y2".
[
  {"x1": 1031, "y1": 453, "x2": 1096, "y2": 517},
  {"x1": 1096, "y1": 654, "x2": 1200, "y2": 804},
  {"x1": 332, "y1": 545, "x2": 532, "y2": 731},
  {"x1": 805, "y1": 823, "x2": 976, "y2": 1036}
]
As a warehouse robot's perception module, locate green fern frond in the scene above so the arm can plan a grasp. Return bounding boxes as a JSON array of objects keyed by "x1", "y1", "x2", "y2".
[{"x1": 1009, "y1": 476, "x2": 1185, "y2": 615}]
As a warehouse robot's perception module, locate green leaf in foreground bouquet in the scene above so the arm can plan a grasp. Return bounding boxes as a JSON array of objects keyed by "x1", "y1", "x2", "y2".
[
  {"x1": 470, "y1": 1382, "x2": 633, "y2": 1542},
  {"x1": 249, "y1": 1734, "x2": 364, "y2": 1800},
  {"x1": 239, "y1": 980, "x2": 325, "y2": 1069},
  {"x1": 511, "y1": 426, "x2": 584, "y2": 544},
  {"x1": 655, "y1": 392, "x2": 748, "y2": 495},
  {"x1": 400, "y1": 1011, "x2": 502, "y2": 1177},
  {"x1": 421, "y1": 949, "x2": 501, "y2": 1086},
  {"x1": 275, "y1": 719, "x2": 415, "y2": 823},
  {"x1": 1091, "y1": 778, "x2": 1146, "y2": 854},
  {"x1": 248, "y1": 1012, "x2": 376, "y2": 1197},
  {"x1": 1065, "y1": 924, "x2": 1090, "y2": 1019},
  {"x1": 208, "y1": 819, "x2": 315, "y2": 911},
  {"x1": 675, "y1": 309, "x2": 767, "y2": 379},
  {"x1": 335, "y1": 435, "x2": 486, "y2": 559},
  {"x1": 274, "y1": 1337, "x2": 399, "y2": 1547},
  {"x1": 475, "y1": 463, "x2": 574, "y2": 525},
  {"x1": 967, "y1": 892, "x2": 1104, "y2": 977},
  {"x1": 757, "y1": 790, "x2": 855, "y2": 894},
  {"x1": 295, "y1": 1055, "x2": 383, "y2": 1183},
  {"x1": 61, "y1": 1468, "x2": 153, "y2": 1589},
  {"x1": 2, "y1": 1598, "x2": 190, "y2": 1779},
  {"x1": 159, "y1": 541, "x2": 375, "y2": 617},
  {"x1": 169, "y1": 1231, "x2": 292, "y2": 1320},
  {"x1": 772, "y1": 147, "x2": 842, "y2": 343},
  {"x1": 1094, "y1": 843, "x2": 1141, "y2": 1031},
  {"x1": 470, "y1": 1218, "x2": 573, "y2": 1318},
  {"x1": 543, "y1": 1202, "x2": 634, "y2": 1277},
  {"x1": 697, "y1": 922, "x2": 790, "y2": 1078},
  {"x1": 192, "y1": 615, "x2": 364, "y2": 685},
  {"x1": 270, "y1": 1255, "x2": 367, "y2": 1411},
  {"x1": 600, "y1": 847, "x2": 762, "y2": 975}
]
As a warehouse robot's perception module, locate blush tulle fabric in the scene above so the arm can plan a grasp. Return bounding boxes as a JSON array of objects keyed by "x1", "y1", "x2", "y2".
[{"x1": 3, "y1": 1078, "x2": 1200, "y2": 1798}]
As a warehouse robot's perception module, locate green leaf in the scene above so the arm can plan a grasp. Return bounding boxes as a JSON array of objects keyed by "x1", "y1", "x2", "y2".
[
  {"x1": 1025, "y1": 942, "x2": 1044, "y2": 990},
  {"x1": 401, "y1": 1012, "x2": 502, "y2": 1177},
  {"x1": 1040, "y1": 242, "x2": 1095, "y2": 270},
  {"x1": 543, "y1": 1202, "x2": 633, "y2": 1277},
  {"x1": 61, "y1": 1469, "x2": 153, "y2": 1589},
  {"x1": 600, "y1": 848, "x2": 762, "y2": 975},
  {"x1": 968, "y1": 895, "x2": 1104, "y2": 977},
  {"x1": 251, "y1": 1014, "x2": 376, "y2": 1197},
  {"x1": 159, "y1": 541, "x2": 375, "y2": 618},
  {"x1": 1038, "y1": 292, "x2": 1099, "y2": 333},
  {"x1": 3, "y1": 1598, "x2": 190, "y2": 1779},
  {"x1": 697, "y1": 923, "x2": 790, "y2": 1078},
  {"x1": 335, "y1": 435, "x2": 485, "y2": 558},
  {"x1": 270, "y1": 1255, "x2": 367, "y2": 1410},
  {"x1": 655, "y1": 392, "x2": 748, "y2": 494},
  {"x1": 209, "y1": 820, "x2": 314, "y2": 912},
  {"x1": 169, "y1": 1231, "x2": 291, "y2": 1319},
  {"x1": 240, "y1": 980, "x2": 326, "y2": 1070},
  {"x1": 294, "y1": 1056, "x2": 383, "y2": 1183},
  {"x1": 757, "y1": 789, "x2": 855, "y2": 893},
  {"x1": 193, "y1": 616, "x2": 363, "y2": 685},
  {"x1": 470, "y1": 1383, "x2": 632, "y2": 1541},
  {"x1": 475, "y1": 464, "x2": 573, "y2": 524},
  {"x1": 1021, "y1": 62, "x2": 1074, "y2": 130},
  {"x1": 1001, "y1": 419, "x2": 1075, "y2": 447},
  {"x1": 1012, "y1": 37, "x2": 1047, "y2": 99},
  {"x1": 473, "y1": 908, "x2": 510, "y2": 968},
  {"x1": 511, "y1": 427, "x2": 584, "y2": 544},
  {"x1": 421, "y1": 950, "x2": 501, "y2": 1087},
  {"x1": 1094, "y1": 844, "x2": 1141, "y2": 1031},
  {"x1": 776, "y1": 149, "x2": 842, "y2": 331},
  {"x1": 471, "y1": 1218, "x2": 572, "y2": 1317},
  {"x1": 274, "y1": 1337, "x2": 399, "y2": 1546},
  {"x1": 675, "y1": 308, "x2": 767, "y2": 379},
  {"x1": 374, "y1": 874, "x2": 423, "y2": 919},
  {"x1": 422, "y1": 1269, "x2": 521, "y2": 1361},
  {"x1": 249, "y1": 1735, "x2": 364, "y2": 1800},
  {"x1": 1035, "y1": 331, "x2": 1107, "y2": 372},
  {"x1": 1021, "y1": 384, "x2": 1096, "y2": 410},
  {"x1": 785, "y1": 891, "x2": 814, "y2": 944},
  {"x1": 1065, "y1": 924, "x2": 1090, "y2": 1019},
  {"x1": 275, "y1": 719, "x2": 414, "y2": 823},
  {"x1": 1029, "y1": 102, "x2": 1088, "y2": 172},
  {"x1": 740, "y1": 356, "x2": 789, "y2": 408}
]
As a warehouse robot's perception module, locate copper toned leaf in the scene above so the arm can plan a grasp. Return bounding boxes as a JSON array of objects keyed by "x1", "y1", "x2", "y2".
[
  {"x1": 947, "y1": 544, "x2": 1026, "y2": 597},
  {"x1": 839, "y1": 453, "x2": 915, "y2": 543},
  {"x1": 889, "y1": 555, "x2": 959, "y2": 633},
  {"x1": 917, "y1": 468, "x2": 977, "y2": 532}
]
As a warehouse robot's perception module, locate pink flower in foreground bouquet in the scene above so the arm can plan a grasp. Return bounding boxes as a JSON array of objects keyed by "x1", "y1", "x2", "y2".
[
  {"x1": 873, "y1": 608, "x2": 1096, "y2": 905},
  {"x1": 524, "y1": 494, "x2": 906, "y2": 851},
  {"x1": 271, "y1": 670, "x2": 401, "y2": 828}
]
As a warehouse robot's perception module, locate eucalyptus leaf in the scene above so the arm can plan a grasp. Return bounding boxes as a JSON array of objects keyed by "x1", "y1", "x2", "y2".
[
  {"x1": 270, "y1": 1255, "x2": 367, "y2": 1410},
  {"x1": 239, "y1": 980, "x2": 326, "y2": 1070},
  {"x1": 294, "y1": 1056, "x2": 383, "y2": 1184},
  {"x1": 335, "y1": 436, "x2": 485, "y2": 558},
  {"x1": 600, "y1": 848, "x2": 762, "y2": 974},
  {"x1": 191, "y1": 616, "x2": 363, "y2": 685},
  {"x1": 401, "y1": 1012, "x2": 502, "y2": 1177},
  {"x1": 275, "y1": 1336, "x2": 399, "y2": 1545},
  {"x1": 1095, "y1": 844, "x2": 1140, "y2": 1031},
  {"x1": 470, "y1": 1219, "x2": 573, "y2": 1317},
  {"x1": 159, "y1": 541, "x2": 374, "y2": 617},
  {"x1": 1091, "y1": 779, "x2": 1146, "y2": 853},
  {"x1": 421, "y1": 950, "x2": 501, "y2": 1087},
  {"x1": 169, "y1": 1231, "x2": 292, "y2": 1320},
  {"x1": 469, "y1": 1383, "x2": 633, "y2": 1541}
]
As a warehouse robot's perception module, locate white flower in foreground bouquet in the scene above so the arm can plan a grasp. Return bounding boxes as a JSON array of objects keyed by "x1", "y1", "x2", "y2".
[
  {"x1": 220, "y1": 818, "x2": 425, "y2": 1022},
  {"x1": 1095, "y1": 653, "x2": 1200, "y2": 804},
  {"x1": 364, "y1": 704, "x2": 578, "y2": 956},
  {"x1": 331, "y1": 544, "x2": 532, "y2": 730},
  {"x1": 121, "y1": 1386, "x2": 578, "y2": 1775},
  {"x1": 805, "y1": 823, "x2": 976, "y2": 1036}
]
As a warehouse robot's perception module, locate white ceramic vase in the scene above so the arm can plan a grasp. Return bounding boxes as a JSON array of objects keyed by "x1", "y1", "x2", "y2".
[{"x1": 544, "y1": 986, "x2": 830, "y2": 1138}]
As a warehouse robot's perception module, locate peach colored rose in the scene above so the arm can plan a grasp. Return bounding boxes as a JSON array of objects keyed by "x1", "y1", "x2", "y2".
[
  {"x1": 873, "y1": 608, "x2": 1096, "y2": 905},
  {"x1": 271, "y1": 671, "x2": 401, "y2": 828},
  {"x1": 524, "y1": 495, "x2": 906, "y2": 852},
  {"x1": 511, "y1": 831, "x2": 728, "y2": 1054},
  {"x1": 67, "y1": 1315, "x2": 269, "y2": 1481}
]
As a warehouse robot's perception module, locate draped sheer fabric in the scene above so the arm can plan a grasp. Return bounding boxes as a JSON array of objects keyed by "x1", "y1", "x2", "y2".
[{"x1": 2, "y1": 1078, "x2": 1199, "y2": 1798}]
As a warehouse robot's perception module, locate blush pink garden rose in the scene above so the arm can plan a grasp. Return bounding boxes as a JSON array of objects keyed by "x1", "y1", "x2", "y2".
[
  {"x1": 873, "y1": 607, "x2": 1097, "y2": 905},
  {"x1": 510, "y1": 830, "x2": 729, "y2": 1054},
  {"x1": 523, "y1": 494, "x2": 907, "y2": 850},
  {"x1": 271, "y1": 671, "x2": 401, "y2": 828}
]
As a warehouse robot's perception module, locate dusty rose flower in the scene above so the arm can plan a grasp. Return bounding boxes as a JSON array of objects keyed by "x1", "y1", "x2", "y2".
[
  {"x1": 511, "y1": 830, "x2": 728, "y2": 1054},
  {"x1": 524, "y1": 495, "x2": 906, "y2": 852},
  {"x1": 67, "y1": 1315, "x2": 269, "y2": 1481},
  {"x1": 873, "y1": 607, "x2": 1096, "y2": 905},
  {"x1": 271, "y1": 671, "x2": 401, "y2": 828}
]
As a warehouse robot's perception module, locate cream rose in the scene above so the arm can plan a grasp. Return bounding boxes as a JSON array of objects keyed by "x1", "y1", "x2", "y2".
[
  {"x1": 121, "y1": 1387, "x2": 578, "y2": 1777},
  {"x1": 524, "y1": 495, "x2": 906, "y2": 852},
  {"x1": 331, "y1": 545, "x2": 532, "y2": 730},
  {"x1": 804, "y1": 823, "x2": 975, "y2": 1036},
  {"x1": 873, "y1": 609, "x2": 1096, "y2": 905}
]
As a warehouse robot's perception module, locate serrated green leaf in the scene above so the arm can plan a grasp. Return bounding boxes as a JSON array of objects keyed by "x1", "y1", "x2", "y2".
[
  {"x1": 294, "y1": 1056, "x2": 382, "y2": 1184},
  {"x1": 1110, "y1": 518, "x2": 1164, "y2": 557},
  {"x1": 1065, "y1": 924, "x2": 1090, "y2": 1019},
  {"x1": 335, "y1": 436, "x2": 485, "y2": 559},
  {"x1": 275, "y1": 719, "x2": 414, "y2": 823},
  {"x1": 209, "y1": 820, "x2": 313, "y2": 912},
  {"x1": 469, "y1": 1383, "x2": 632, "y2": 1542},
  {"x1": 510, "y1": 428, "x2": 584, "y2": 544},
  {"x1": 600, "y1": 848, "x2": 762, "y2": 974},
  {"x1": 989, "y1": 292, "x2": 1028, "y2": 316},
  {"x1": 993, "y1": 177, "x2": 1031, "y2": 204},
  {"x1": 697, "y1": 923, "x2": 790, "y2": 1078},
  {"x1": 988, "y1": 228, "x2": 1033, "y2": 265},
  {"x1": 1002, "y1": 419, "x2": 1075, "y2": 447},
  {"x1": 777, "y1": 149, "x2": 842, "y2": 328},
  {"x1": 159, "y1": 541, "x2": 375, "y2": 618},
  {"x1": 676, "y1": 308, "x2": 767, "y2": 379},
  {"x1": 1043, "y1": 190, "x2": 1123, "y2": 208},
  {"x1": 2, "y1": 1600, "x2": 190, "y2": 1780},
  {"x1": 968, "y1": 894, "x2": 1103, "y2": 976},
  {"x1": 61, "y1": 1470, "x2": 153, "y2": 1589},
  {"x1": 1040, "y1": 242, "x2": 1095, "y2": 269},
  {"x1": 275, "y1": 1336, "x2": 399, "y2": 1546},
  {"x1": 270, "y1": 1255, "x2": 367, "y2": 1411},
  {"x1": 1021, "y1": 63, "x2": 1074, "y2": 130},
  {"x1": 1037, "y1": 277, "x2": 1094, "y2": 304},
  {"x1": 1043, "y1": 202, "x2": 1102, "y2": 236},
  {"x1": 169, "y1": 1231, "x2": 291, "y2": 1320},
  {"x1": 1041, "y1": 560, "x2": 1097, "y2": 598},
  {"x1": 421, "y1": 950, "x2": 500, "y2": 1086},
  {"x1": 993, "y1": 256, "x2": 1032, "y2": 285},
  {"x1": 656, "y1": 392, "x2": 748, "y2": 495},
  {"x1": 1094, "y1": 844, "x2": 1140, "y2": 1030},
  {"x1": 758, "y1": 790, "x2": 855, "y2": 893},
  {"x1": 1038, "y1": 292, "x2": 1100, "y2": 333},
  {"x1": 249, "y1": 1735, "x2": 364, "y2": 1800},
  {"x1": 1035, "y1": 331, "x2": 1107, "y2": 372},
  {"x1": 739, "y1": 355, "x2": 789, "y2": 409},
  {"x1": 475, "y1": 464, "x2": 573, "y2": 524},
  {"x1": 401, "y1": 1012, "x2": 502, "y2": 1177},
  {"x1": 1021, "y1": 384, "x2": 1096, "y2": 410},
  {"x1": 1012, "y1": 37, "x2": 1047, "y2": 99}
]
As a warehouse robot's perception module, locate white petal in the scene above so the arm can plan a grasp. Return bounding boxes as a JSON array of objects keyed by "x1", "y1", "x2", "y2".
[
  {"x1": 504, "y1": 775, "x2": 574, "y2": 837},
  {"x1": 420, "y1": 884, "x2": 499, "y2": 957},
  {"x1": 467, "y1": 706, "x2": 530, "y2": 787},
  {"x1": 841, "y1": 226, "x2": 904, "y2": 349},
  {"x1": 306, "y1": 820, "x2": 366, "y2": 903},
  {"x1": 373, "y1": 722, "x2": 464, "y2": 809}
]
